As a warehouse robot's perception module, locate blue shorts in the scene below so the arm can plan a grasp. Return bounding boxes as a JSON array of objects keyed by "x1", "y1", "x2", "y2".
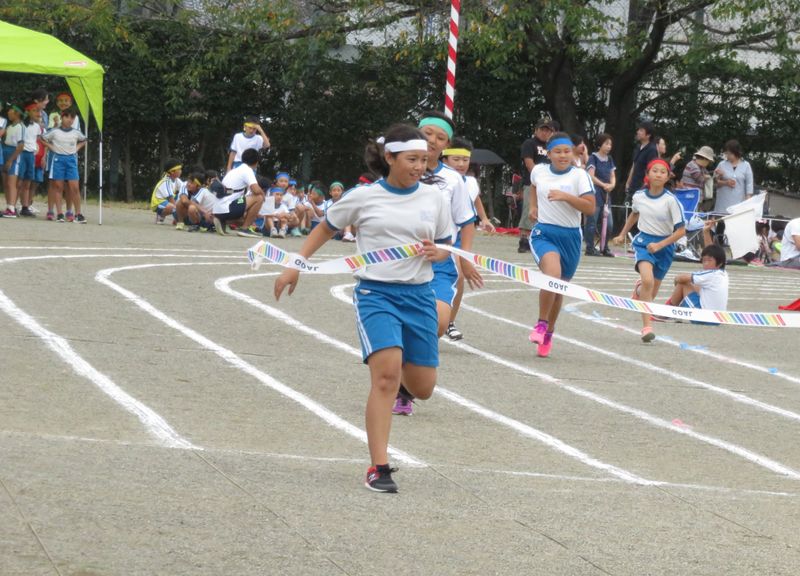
[
  {"x1": 155, "y1": 199, "x2": 172, "y2": 215},
  {"x1": 49, "y1": 153, "x2": 79, "y2": 181},
  {"x1": 431, "y1": 256, "x2": 459, "y2": 306},
  {"x1": 680, "y1": 291, "x2": 701, "y2": 309},
  {"x1": 633, "y1": 232, "x2": 675, "y2": 280},
  {"x1": 529, "y1": 222, "x2": 582, "y2": 280},
  {"x1": 12, "y1": 150, "x2": 35, "y2": 180},
  {"x1": 353, "y1": 279, "x2": 439, "y2": 366},
  {"x1": 2, "y1": 145, "x2": 16, "y2": 173}
]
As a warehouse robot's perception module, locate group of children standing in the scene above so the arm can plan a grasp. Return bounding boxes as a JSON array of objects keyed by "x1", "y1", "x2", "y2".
[{"x1": 1, "y1": 90, "x2": 87, "y2": 222}]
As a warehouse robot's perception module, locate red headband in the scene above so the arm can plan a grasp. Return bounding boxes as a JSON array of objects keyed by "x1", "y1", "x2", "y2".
[
  {"x1": 56, "y1": 92, "x2": 72, "y2": 101},
  {"x1": 24, "y1": 102, "x2": 38, "y2": 111},
  {"x1": 646, "y1": 158, "x2": 670, "y2": 172},
  {"x1": 643, "y1": 158, "x2": 671, "y2": 187}
]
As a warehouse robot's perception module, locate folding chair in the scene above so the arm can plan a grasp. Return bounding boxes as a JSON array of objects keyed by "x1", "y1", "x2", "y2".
[{"x1": 672, "y1": 188, "x2": 704, "y2": 261}]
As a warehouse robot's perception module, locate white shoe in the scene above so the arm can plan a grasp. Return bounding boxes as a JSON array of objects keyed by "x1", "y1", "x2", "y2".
[
  {"x1": 342, "y1": 231, "x2": 356, "y2": 242},
  {"x1": 275, "y1": 227, "x2": 287, "y2": 238}
]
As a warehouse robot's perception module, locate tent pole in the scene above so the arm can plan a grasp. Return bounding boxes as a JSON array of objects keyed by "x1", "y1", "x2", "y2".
[
  {"x1": 83, "y1": 114, "x2": 90, "y2": 204},
  {"x1": 99, "y1": 132, "x2": 103, "y2": 225}
]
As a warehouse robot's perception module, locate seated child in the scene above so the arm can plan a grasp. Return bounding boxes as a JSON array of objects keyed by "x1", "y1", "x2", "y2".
[
  {"x1": 306, "y1": 181, "x2": 326, "y2": 231},
  {"x1": 150, "y1": 158, "x2": 183, "y2": 223},
  {"x1": 667, "y1": 221, "x2": 728, "y2": 312},
  {"x1": 174, "y1": 170, "x2": 206, "y2": 230},
  {"x1": 329, "y1": 181, "x2": 355, "y2": 242}
]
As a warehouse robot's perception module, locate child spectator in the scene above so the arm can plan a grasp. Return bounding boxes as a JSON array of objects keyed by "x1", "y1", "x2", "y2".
[
  {"x1": 14, "y1": 103, "x2": 44, "y2": 217},
  {"x1": 48, "y1": 92, "x2": 81, "y2": 131},
  {"x1": 2, "y1": 105, "x2": 24, "y2": 217},
  {"x1": 225, "y1": 116, "x2": 269, "y2": 173},
  {"x1": 275, "y1": 171, "x2": 290, "y2": 190},
  {"x1": 149, "y1": 158, "x2": 183, "y2": 223},
  {"x1": 173, "y1": 170, "x2": 206, "y2": 230},
  {"x1": 188, "y1": 176, "x2": 218, "y2": 232},
  {"x1": 215, "y1": 148, "x2": 264, "y2": 237},
  {"x1": 40, "y1": 108, "x2": 87, "y2": 223},
  {"x1": 0, "y1": 102, "x2": 6, "y2": 174},
  {"x1": 668, "y1": 221, "x2": 728, "y2": 311},
  {"x1": 329, "y1": 181, "x2": 355, "y2": 241},
  {"x1": 205, "y1": 170, "x2": 226, "y2": 199},
  {"x1": 771, "y1": 217, "x2": 800, "y2": 269},
  {"x1": 613, "y1": 159, "x2": 686, "y2": 342},
  {"x1": 306, "y1": 181, "x2": 326, "y2": 231}
]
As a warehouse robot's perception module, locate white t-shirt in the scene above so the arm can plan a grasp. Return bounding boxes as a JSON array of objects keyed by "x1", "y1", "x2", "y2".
[
  {"x1": 0, "y1": 117, "x2": 6, "y2": 131},
  {"x1": 23, "y1": 122, "x2": 43, "y2": 152},
  {"x1": 221, "y1": 163, "x2": 257, "y2": 192},
  {"x1": 691, "y1": 269, "x2": 729, "y2": 310},
  {"x1": 192, "y1": 187, "x2": 217, "y2": 211},
  {"x1": 465, "y1": 175, "x2": 480, "y2": 202},
  {"x1": 40, "y1": 127, "x2": 86, "y2": 155},
  {"x1": 530, "y1": 164, "x2": 594, "y2": 228},
  {"x1": 153, "y1": 177, "x2": 183, "y2": 202},
  {"x1": 48, "y1": 112, "x2": 82, "y2": 132},
  {"x1": 281, "y1": 193, "x2": 299, "y2": 211},
  {"x1": 325, "y1": 179, "x2": 451, "y2": 284},
  {"x1": 3, "y1": 123, "x2": 23, "y2": 147},
  {"x1": 229, "y1": 133, "x2": 264, "y2": 162},
  {"x1": 310, "y1": 200, "x2": 325, "y2": 223},
  {"x1": 632, "y1": 189, "x2": 685, "y2": 237},
  {"x1": 212, "y1": 191, "x2": 245, "y2": 215},
  {"x1": 781, "y1": 218, "x2": 800, "y2": 262},
  {"x1": 432, "y1": 162, "x2": 477, "y2": 242}
]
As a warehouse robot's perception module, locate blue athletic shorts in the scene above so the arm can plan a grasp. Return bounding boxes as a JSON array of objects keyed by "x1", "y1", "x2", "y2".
[
  {"x1": 529, "y1": 222, "x2": 582, "y2": 280},
  {"x1": 1, "y1": 145, "x2": 14, "y2": 172},
  {"x1": 12, "y1": 150, "x2": 35, "y2": 180},
  {"x1": 49, "y1": 153, "x2": 79, "y2": 181},
  {"x1": 155, "y1": 199, "x2": 172, "y2": 215},
  {"x1": 680, "y1": 291, "x2": 701, "y2": 308},
  {"x1": 353, "y1": 279, "x2": 439, "y2": 366},
  {"x1": 633, "y1": 232, "x2": 675, "y2": 280},
  {"x1": 431, "y1": 256, "x2": 459, "y2": 306}
]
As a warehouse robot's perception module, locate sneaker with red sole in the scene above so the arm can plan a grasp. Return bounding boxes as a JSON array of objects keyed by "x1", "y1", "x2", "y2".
[{"x1": 365, "y1": 465, "x2": 398, "y2": 493}]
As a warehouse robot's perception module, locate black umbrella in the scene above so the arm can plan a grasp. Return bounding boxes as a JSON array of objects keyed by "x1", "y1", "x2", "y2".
[{"x1": 470, "y1": 148, "x2": 507, "y2": 165}]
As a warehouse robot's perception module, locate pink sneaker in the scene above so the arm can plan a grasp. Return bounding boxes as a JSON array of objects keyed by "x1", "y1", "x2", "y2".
[
  {"x1": 392, "y1": 395, "x2": 413, "y2": 416},
  {"x1": 2, "y1": 208, "x2": 17, "y2": 218},
  {"x1": 641, "y1": 326, "x2": 655, "y2": 343},
  {"x1": 528, "y1": 321, "x2": 547, "y2": 344},
  {"x1": 537, "y1": 340, "x2": 553, "y2": 358}
]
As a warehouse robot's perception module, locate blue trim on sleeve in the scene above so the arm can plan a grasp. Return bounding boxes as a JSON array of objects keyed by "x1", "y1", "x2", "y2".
[
  {"x1": 324, "y1": 216, "x2": 340, "y2": 231},
  {"x1": 456, "y1": 216, "x2": 477, "y2": 228},
  {"x1": 673, "y1": 221, "x2": 686, "y2": 231},
  {"x1": 434, "y1": 237, "x2": 451, "y2": 244}
]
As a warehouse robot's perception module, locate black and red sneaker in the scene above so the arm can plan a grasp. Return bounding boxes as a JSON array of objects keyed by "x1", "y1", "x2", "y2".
[{"x1": 365, "y1": 464, "x2": 398, "y2": 493}]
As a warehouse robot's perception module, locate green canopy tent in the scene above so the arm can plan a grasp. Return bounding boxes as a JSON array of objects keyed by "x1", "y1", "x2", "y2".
[{"x1": 0, "y1": 20, "x2": 106, "y2": 223}]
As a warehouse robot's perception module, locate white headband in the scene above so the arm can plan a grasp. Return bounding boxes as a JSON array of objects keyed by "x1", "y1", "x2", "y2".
[{"x1": 384, "y1": 139, "x2": 429, "y2": 153}]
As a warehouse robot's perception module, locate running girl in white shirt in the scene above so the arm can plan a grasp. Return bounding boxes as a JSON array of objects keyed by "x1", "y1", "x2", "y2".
[
  {"x1": 613, "y1": 158, "x2": 686, "y2": 341},
  {"x1": 274, "y1": 124, "x2": 451, "y2": 493},
  {"x1": 527, "y1": 132, "x2": 596, "y2": 357}
]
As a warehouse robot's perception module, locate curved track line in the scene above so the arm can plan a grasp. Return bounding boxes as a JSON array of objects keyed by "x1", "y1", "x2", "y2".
[
  {"x1": 462, "y1": 289, "x2": 800, "y2": 424},
  {"x1": 217, "y1": 273, "x2": 651, "y2": 485},
  {"x1": 95, "y1": 263, "x2": 423, "y2": 468}
]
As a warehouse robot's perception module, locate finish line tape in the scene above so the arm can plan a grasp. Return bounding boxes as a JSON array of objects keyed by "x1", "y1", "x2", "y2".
[{"x1": 247, "y1": 240, "x2": 799, "y2": 328}]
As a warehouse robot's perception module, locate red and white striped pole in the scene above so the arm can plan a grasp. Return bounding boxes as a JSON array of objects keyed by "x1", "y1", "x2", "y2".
[{"x1": 444, "y1": 0, "x2": 461, "y2": 119}]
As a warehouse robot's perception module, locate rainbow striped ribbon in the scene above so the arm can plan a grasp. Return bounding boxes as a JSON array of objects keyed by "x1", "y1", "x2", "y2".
[
  {"x1": 442, "y1": 245, "x2": 799, "y2": 328},
  {"x1": 248, "y1": 239, "x2": 423, "y2": 274},
  {"x1": 246, "y1": 239, "x2": 799, "y2": 327}
]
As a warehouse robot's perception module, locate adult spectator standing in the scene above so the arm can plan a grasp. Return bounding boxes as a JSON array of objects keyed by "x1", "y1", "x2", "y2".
[
  {"x1": 517, "y1": 118, "x2": 556, "y2": 252},
  {"x1": 624, "y1": 121, "x2": 658, "y2": 204},
  {"x1": 713, "y1": 139, "x2": 753, "y2": 213}
]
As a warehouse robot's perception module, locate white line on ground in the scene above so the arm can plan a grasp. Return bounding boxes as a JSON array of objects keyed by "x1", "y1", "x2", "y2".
[
  {"x1": 94, "y1": 263, "x2": 424, "y2": 468},
  {"x1": 223, "y1": 274, "x2": 651, "y2": 485},
  {"x1": 462, "y1": 289, "x2": 800, "y2": 424},
  {"x1": 0, "y1": 287, "x2": 197, "y2": 450},
  {"x1": 562, "y1": 300, "x2": 800, "y2": 386}
]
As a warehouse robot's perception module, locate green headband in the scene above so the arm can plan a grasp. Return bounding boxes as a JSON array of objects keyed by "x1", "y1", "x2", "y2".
[
  {"x1": 329, "y1": 181, "x2": 344, "y2": 190},
  {"x1": 418, "y1": 117, "x2": 454, "y2": 139}
]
